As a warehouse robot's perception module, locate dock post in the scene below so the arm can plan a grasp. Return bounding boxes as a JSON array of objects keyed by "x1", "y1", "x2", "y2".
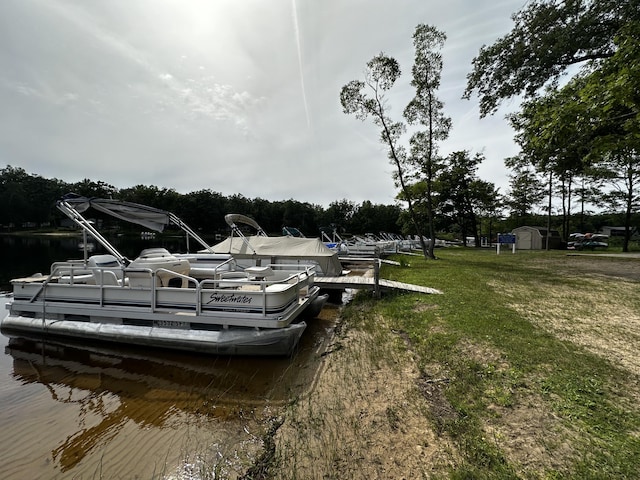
[{"x1": 374, "y1": 258, "x2": 381, "y2": 298}]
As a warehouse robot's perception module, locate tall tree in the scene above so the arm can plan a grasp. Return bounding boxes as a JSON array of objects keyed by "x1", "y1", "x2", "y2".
[
  {"x1": 509, "y1": 23, "x2": 639, "y2": 249},
  {"x1": 472, "y1": 180, "x2": 503, "y2": 246},
  {"x1": 340, "y1": 24, "x2": 450, "y2": 259},
  {"x1": 579, "y1": 23, "x2": 640, "y2": 251},
  {"x1": 403, "y1": 24, "x2": 451, "y2": 258},
  {"x1": 464, "y1": 0, "x2": 640, "y2": 117},
  {"x1": 508, "y1": 78, "x2": 591, "y2": 239},
  {"x1": 340, "y1": 53, "x2": 431, "y2": 256},
  {"x1": 321, "y1": 199, "x2": 357, "y2": 234}
]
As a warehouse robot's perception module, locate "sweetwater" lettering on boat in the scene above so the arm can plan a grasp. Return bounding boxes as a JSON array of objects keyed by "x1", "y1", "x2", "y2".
[{"x1": 206, "y1": 292, "x2": 253, "y2": 305}]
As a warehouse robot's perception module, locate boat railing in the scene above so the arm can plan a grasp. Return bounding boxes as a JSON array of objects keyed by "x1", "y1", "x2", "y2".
[
  {"x1": 267, "y1": 263, "x2": 315, "y2": 276},
  {"x1": 51, "y1": 261, "x2": 94, "y2": 285},
  {"x1": 109, "y1": 264, "x2": 312, "y2": 317},
  {"x1": 212, "y1": 256, "x2": 237, "y2": 274},
  {"x1": 23, "y1": 262, "x2": 313, "y2": 318},
  {"x1": 196, "y1": 264, "x2": 315, "y2": 316}
]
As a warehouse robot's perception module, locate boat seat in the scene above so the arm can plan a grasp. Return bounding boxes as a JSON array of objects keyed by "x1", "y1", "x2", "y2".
[
  {"x1": 215, "y1": 271, "x2": 250, "y2": 288},
  {"x1": 219, "y1": 271, "x2": 249, "y2": 280},
  {"x1": 265, "y1": 283, "x2": 292, "y2": 293},
  {"x1": 88, "y1": 254, "x2": 125, "y2": 286},
  {"x1": 128, "y1": 250, "x2": 191, "y2": 288},
  {"x1": 245, "y1": 266, "x2": 274, "y2": 280},
  {"x1": 138, "y1": 248, "x2": 172, "y2": 259}
]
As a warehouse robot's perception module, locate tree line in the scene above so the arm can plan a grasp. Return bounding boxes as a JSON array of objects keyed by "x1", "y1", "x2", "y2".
[
  {"x1": 469, "y1": 0, "x2": 640, "y2": 252},
  {"x1": 0, "y1": 165, "x2": 404, "y2": 237},
  {"x1": 1, "y1": 164, "x2": 634, "y2": 249}
]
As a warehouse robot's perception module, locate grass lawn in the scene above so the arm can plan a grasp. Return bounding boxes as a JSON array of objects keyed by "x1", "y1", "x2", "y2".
[
  {"x1": 269, "y1": 248, "x2": 640, "y2": 479},
  {"x1": 377, "y1": 248, "x2": 640, "y2": 478}
]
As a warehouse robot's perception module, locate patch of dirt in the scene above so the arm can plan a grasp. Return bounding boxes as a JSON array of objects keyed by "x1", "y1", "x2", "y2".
[
  {"x1": 547, "y1": 253, "x2": 640, "y2": 282},
  {"x1": 484, "y1": 401, "x2": 579, "y2": 475},
  {"x1": 495, "y1": 256, "x2": 640, "y2": 380},
  {"x1": 482, "y1": 254, "x2": 640, "y2": 474},
  {"x1": 271, "y1": 314, "x2": 458, "y2": 479},
  {"x1": 455, "y1": 340, "x2": 581, "y2": 475}
]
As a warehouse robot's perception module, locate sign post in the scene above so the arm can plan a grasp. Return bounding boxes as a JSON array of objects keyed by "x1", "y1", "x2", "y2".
[{"x1": 497, "y1": 233, "x2": 516, "y2": 255}]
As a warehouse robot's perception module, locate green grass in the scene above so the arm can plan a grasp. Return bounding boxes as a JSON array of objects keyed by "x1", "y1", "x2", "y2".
[{"x1": 355, "y1": 248, "x2": 640, "y2": 479}]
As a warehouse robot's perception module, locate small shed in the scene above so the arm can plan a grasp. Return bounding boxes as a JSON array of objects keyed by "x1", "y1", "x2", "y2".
[{"x1": 512, "y1": 226, "x2": 563, "y2": 250}]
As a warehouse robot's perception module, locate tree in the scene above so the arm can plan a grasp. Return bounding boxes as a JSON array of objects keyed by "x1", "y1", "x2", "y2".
[
  {"x1": 340, "y1": 53, "x2": 429, "y2": 255},
  {"x1": 504, "y1": 156, "x2": 546, "y2": 222},
  {"x1": 464, "y1": 0, "x2": 640, "y2": 117},
  {"x1": 403, "y1": 25, "x2": 451, "y2": 258},
  {"x1": 580, "y1": 24, "x2": 640, "y2": 251},
  {"x1": 508, "y1": 79, "x2": 591, "y2": 239},
  {"x1": 178, "y1": 189, "x2": 227, "y2": 234},
  {"x1": 321, "y1": 199, "x2": 356, "y2": 233},
  {"x1": 340, "y1": 24, "x2": 450, "y2": 259},
  {"x1": 0, "y1": 166, "x2": 68, "y2": 228},
  {"x1": 471, "y1": 180, "x2": 504, "y2": 245},
  {"x1": 437, "y1": 151, "x2": 487, "y2": 245},
  {"x1": 508, "y1": 23, "x2": 639, "y2": 249},
  {"x1": 349, "y1": 201, "x2": 402, "y2": 234},
  {"x1": 0, "y1": 166, "x2": 34, "y2": 227},
  {"x1": 71, "y1": 179, "x2": 118, "y2": 199}
]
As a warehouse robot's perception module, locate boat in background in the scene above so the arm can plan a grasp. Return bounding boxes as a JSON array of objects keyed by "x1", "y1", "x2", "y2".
[
  {"x1": 2, "y1": 195, "x2": 323, "y2": 356},
  {"x1": 567, "y1": 232, "x2": 609, "y2": 250},
  {"x1": 321, "y1": 229, "x2": 398, "y2": 258},
  {"x1": 205, "y1": 214, "x2": 348, "y2": 277}
]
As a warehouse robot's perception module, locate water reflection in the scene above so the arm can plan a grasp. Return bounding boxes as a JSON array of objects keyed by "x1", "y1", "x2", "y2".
[{"x1": 2, "y1": 305, "x2": 337, "y2": 476}]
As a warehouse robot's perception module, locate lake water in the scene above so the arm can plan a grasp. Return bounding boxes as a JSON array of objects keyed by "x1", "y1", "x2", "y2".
[{"x1": 0, "y1": 235, "x2": 339, "y2": 479}]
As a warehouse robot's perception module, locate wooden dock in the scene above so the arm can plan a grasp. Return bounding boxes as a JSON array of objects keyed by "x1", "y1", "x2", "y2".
[{"x1": 315, "y1": 276, "x2": 442, "y2": 295}]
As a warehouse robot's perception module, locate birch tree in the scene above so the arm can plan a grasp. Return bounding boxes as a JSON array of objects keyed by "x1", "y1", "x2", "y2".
[{"x1": 340, "y1": 24, "x2": 450, "y2": 259}]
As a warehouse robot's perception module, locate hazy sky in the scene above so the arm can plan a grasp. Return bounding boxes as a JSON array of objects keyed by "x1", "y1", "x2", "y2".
[{"x1": 1, "y1": 0, "x2": 523, "y2": 207}]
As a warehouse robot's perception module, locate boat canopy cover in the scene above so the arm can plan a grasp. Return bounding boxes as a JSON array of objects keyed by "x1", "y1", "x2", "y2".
[
  {"x1": 210, "y1": 235, "x2": 343, "y2": 276},
  {"x1": 63, "y1": 195, "x2": 172, "y2": 232}
]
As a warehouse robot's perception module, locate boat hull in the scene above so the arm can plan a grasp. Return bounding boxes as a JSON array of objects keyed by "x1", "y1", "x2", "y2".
[{"x1": 1, "y1": 315, "x2": 307, "y2": 356}]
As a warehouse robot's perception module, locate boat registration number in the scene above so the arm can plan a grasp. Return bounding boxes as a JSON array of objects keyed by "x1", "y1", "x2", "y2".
[{"x1": 155, "y1": 320, "x2": 190, "y2": 329}]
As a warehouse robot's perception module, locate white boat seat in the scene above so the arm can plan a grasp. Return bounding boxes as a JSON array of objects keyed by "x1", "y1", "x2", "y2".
[
  {"x1": 88, "y1": 254, "x2": 125, "y2": 285},
  {"x1": 88, "y1": 254, "x2": 121, "y2": 269},
  {"x1": 245, "y1": 266, "x2": 274, "y2": 279},
  {"x1": 188, "y1": 267, "x2": 220, "y2": 279},
  {"x1": 219, "y1": 271, "x2": 249, "y2": 280},
  {"x1": 265, "y1": 283, "x2": 293, "y2": 293},
  {"x1": 128, "y1": 251, "x2": 191, "y2": 288},
  {"x1": 138, "y1": 248, "x2": 172, "y2": 259}
]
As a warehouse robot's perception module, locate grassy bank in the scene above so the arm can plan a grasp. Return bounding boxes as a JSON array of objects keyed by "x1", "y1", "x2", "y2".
[{"x1": 263, "y1": 248, "x2": 640, "y2": 479}]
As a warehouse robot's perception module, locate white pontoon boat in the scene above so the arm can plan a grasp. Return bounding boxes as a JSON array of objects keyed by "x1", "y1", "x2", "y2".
[
  {"x1": 204, "y1": 214, "x2": 347, "y2": 277},
  {"x1": 321, "y1": 229, "x2": 398, "y2": 258},
  {"x1": 2, "y1": 195, "x2": 323, "y2": 356}
]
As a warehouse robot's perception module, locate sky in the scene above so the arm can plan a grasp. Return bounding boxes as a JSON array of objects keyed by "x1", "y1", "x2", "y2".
[{"x1": 0, "y1": 0, "x2": 524, "y2": 207}]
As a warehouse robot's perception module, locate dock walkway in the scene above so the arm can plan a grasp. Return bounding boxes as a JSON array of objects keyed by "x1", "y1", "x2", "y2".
[{"x1": 315, "y1": 276, "x2": 441, "y2": 295}]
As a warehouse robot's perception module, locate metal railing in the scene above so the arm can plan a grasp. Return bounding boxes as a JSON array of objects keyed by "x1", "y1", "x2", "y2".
[{"x1": 24, "y1": 262, "x2": 315, "y2": 319}]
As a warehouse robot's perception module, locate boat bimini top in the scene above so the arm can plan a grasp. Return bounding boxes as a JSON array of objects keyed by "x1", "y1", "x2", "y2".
[{"x1": 57, "y1": 193, "x2": 215, "y2": 266}]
